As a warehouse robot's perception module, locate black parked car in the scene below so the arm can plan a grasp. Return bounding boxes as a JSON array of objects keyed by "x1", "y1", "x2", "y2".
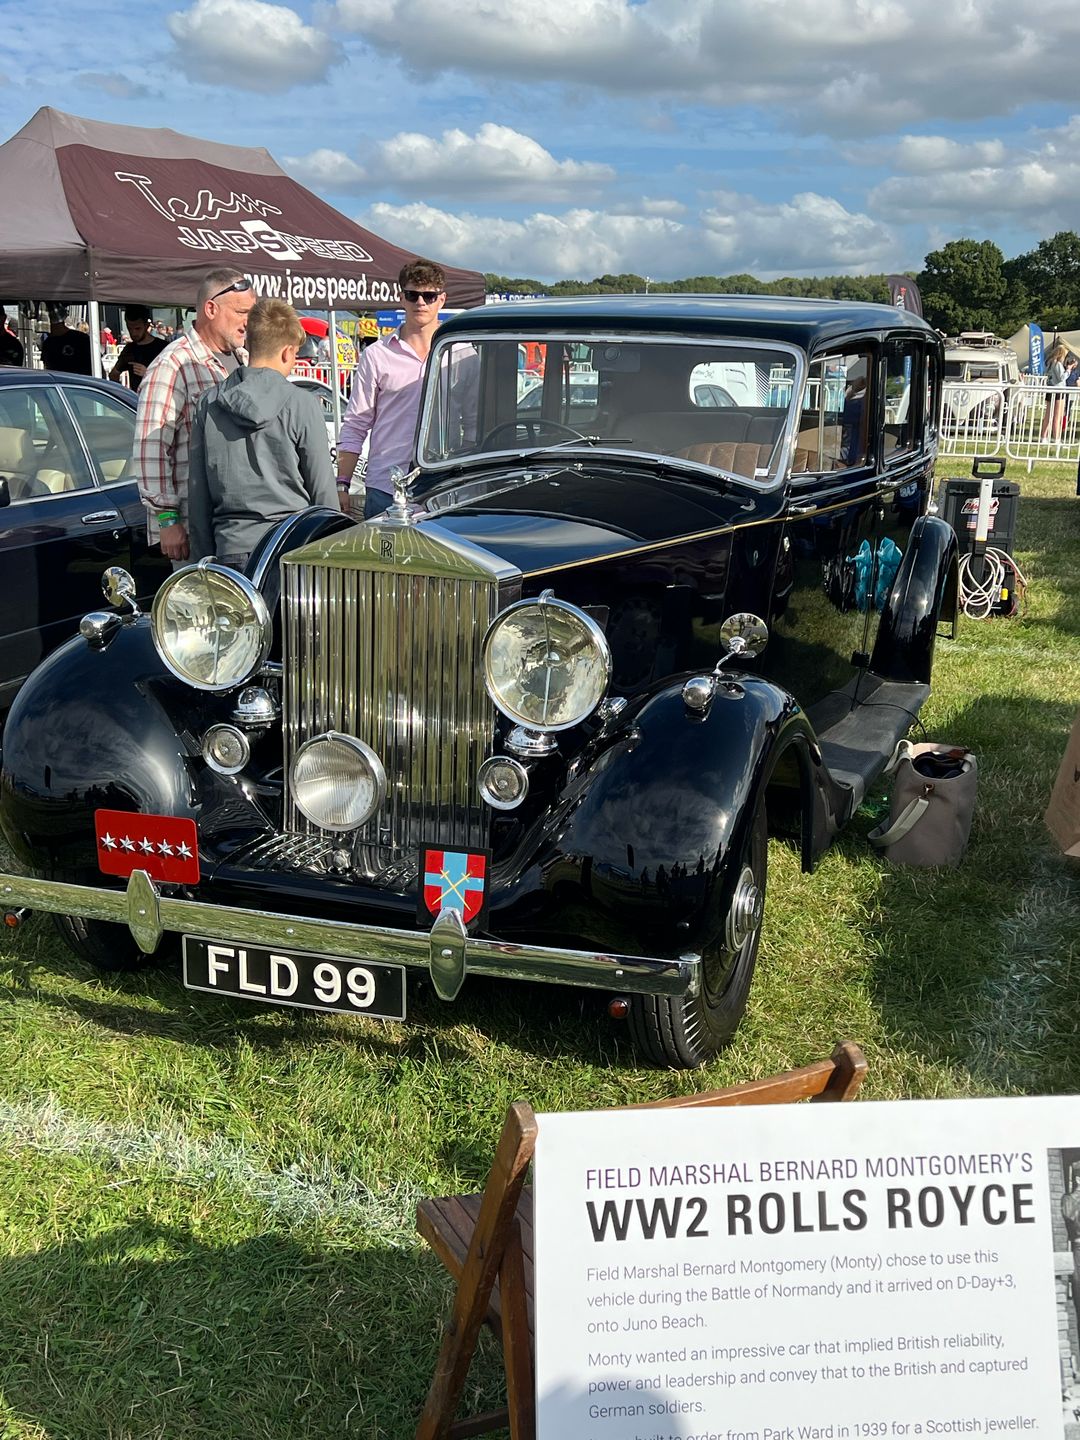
[
  {"x1": 0, "y1": 369, "x2": 166, "y2": 715},
  {"x1": 0, "y1": 297, "x2": 957, "y2": 1068}
]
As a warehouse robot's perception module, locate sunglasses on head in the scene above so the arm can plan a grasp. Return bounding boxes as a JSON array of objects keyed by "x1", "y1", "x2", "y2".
[
  {"x1": 208, "y1": 277, "x2": 254, "y2": 302},
  {"x1": 402, "y1": 289, "x2": 441, "y2": 304}
]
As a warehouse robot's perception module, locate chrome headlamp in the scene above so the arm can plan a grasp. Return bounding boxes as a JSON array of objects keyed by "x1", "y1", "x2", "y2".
[
  {"x1": 482, "y1": 593, "x2": 611, "y2": 731},
  {"x1": 151, "y1": 562, "x2": 271, "y2": 692}
]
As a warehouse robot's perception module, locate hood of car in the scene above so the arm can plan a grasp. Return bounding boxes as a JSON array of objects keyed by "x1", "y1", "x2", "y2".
[{"x1": 415, "y1": 459, "x2": 772, "y2": 575}]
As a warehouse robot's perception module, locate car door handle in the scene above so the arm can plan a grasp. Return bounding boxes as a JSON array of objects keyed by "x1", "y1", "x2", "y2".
[
  {"x1": 81, "y1": 510, "x2": 121, "y2": 524},
  {"x1": 786, "y1": 499, "x2": 819, "y2": 515}
]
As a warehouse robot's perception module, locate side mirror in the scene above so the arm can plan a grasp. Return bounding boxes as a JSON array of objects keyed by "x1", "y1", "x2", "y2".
[
  {"x1": 683, "y1": 613, "x2": 770, "y2": 715},
  {"x1": 720, "y1": 612, "x2": 769, "y2": 658},
  {"x1": 102, "y1": 565, "x2": 140, "y2": 614},
  {"x1": 0, "y1": 477, "x2": 9, "y2": 509}
]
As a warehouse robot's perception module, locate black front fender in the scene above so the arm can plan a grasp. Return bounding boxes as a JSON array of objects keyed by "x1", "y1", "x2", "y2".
[
  {"x1": 0, "y1": 619, "x2": 269, "y2": 880},
  {"x1": 488, "y1": 674, "x2": 818, "y2": 958}
]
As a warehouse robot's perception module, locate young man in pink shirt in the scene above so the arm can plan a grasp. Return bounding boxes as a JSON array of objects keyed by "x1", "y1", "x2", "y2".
[{"x1": 335, "y1": 259, "x2": 446, "y2": 518}]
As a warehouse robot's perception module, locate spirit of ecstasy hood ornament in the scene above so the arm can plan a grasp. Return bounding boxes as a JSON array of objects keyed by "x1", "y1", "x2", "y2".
[{"x1": 387, "y1": 464, "x2": 421, "y2": 524}]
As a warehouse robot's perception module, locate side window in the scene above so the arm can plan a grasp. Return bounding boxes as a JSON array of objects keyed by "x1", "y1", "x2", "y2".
[
  {"x1": 0, "y1": 385, "x2": 94, "y2": 501},
  {"x1": 794, "y1": 351, "x2": 870, "y2": 473},
  {"x1": 884, "y1": 343, "x2": 920, "y2": 460},
  {"x1": 61, "y1": 386, "x2": 136, "y2": 485}
]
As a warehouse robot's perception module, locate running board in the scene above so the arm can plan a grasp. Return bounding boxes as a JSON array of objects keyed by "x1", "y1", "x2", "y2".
[{"x1": 814, "y1": 677, "x2": 930, "y2": 821}]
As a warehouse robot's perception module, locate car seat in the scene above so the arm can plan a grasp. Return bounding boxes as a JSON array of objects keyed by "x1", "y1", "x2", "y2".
[{"x1": 0, "y1": 424, "x2": 44, "y2": 499}]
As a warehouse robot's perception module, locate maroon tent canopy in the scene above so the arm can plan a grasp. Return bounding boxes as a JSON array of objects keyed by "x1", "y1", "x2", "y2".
[{"x1": 0, "y1": 107, "x2": 485, "y2": 309}]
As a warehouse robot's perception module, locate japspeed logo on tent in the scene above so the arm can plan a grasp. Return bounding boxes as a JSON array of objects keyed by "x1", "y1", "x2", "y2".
[{"x1": 113, "y1": 171, "x2": 373, "y2": 266}]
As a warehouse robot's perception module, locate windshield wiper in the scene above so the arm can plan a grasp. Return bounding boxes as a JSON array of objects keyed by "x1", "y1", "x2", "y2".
[{"x1": 587, "y1": 448, "x2": 743, "y2": 492}]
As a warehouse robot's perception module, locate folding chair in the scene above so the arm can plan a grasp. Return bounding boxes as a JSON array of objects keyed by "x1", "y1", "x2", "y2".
[{"x1": 414, "y1": 1040, "x2": 868, "y2": 1439}]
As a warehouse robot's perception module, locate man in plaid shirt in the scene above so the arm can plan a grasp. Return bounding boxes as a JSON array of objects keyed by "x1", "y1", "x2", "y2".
[{"x1": 132, "y1": 267, "x2": 255, "y2": 563}]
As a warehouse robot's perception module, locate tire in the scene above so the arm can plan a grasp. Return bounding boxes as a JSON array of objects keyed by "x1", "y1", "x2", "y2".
[
  {"x1": 628, "y1": 803, "x2": 766, "y2": 1069},
  {"x1": 53, "y1": 911, "x2": 175, "y2": 972}
]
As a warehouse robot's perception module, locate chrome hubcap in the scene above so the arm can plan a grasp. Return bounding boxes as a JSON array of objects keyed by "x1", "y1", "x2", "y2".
[{"x1": 726, "y1": 864, "x2": 763, "y2": 951}]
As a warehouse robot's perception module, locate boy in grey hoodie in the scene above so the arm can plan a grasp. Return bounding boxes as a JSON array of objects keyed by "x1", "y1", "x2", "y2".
[{"x1": 188, "y1": 299, "x2": 339, "y2": 570}]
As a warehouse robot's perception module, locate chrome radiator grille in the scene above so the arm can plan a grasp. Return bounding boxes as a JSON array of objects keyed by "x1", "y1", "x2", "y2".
[{"x1": 282, "y1": 522, "x2": 516, "y2": 871}]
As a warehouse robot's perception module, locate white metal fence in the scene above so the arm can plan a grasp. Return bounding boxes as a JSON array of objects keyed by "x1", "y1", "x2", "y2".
[
  {"x1": 940, "y1": 380, "x2": 1080, "y2": 466},
  {"x1": 292, "y1": 360, "x2": 355, "y2": 396}
]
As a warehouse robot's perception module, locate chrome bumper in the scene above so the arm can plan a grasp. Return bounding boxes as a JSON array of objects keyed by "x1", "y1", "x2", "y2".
[{"x1": 0, "y1": 869, "x2": 699, "y2": 1002}]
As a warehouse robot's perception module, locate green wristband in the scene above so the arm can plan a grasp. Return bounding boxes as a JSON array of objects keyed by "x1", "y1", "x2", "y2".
[{"x1": 158, "y1": 510, "x2": 180, "y2": 526}]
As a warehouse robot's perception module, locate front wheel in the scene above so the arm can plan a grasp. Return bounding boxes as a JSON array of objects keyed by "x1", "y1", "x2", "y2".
[{"x1": 628, "y1": 804, "x2": 766, "y2": 1069}]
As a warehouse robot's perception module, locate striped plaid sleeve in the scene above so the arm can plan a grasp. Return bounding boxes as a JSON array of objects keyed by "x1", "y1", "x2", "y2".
[{"x1": 133, "y1": 351, "x2": 186, "y2": 515}]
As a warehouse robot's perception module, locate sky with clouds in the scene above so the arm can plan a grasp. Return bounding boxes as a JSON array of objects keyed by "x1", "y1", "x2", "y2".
[{"x1": 3, "y1": 0, "x2": 1080, "y2": 283}]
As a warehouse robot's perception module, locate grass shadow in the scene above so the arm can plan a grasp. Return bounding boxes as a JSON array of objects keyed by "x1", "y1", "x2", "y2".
[{"x1": 0, "y1": 1221, "x2": 507, "y2": 1440}]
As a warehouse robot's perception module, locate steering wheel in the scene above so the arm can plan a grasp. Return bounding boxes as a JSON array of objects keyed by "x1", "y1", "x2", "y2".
[{"x1": 481, "y1": 418, "x2": 590, "y2": 449}]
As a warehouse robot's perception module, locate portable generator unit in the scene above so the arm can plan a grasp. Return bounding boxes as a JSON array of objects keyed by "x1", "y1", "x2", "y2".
[{"x1": 937, "y1": 456, "x2": 1026, "y2": 618}]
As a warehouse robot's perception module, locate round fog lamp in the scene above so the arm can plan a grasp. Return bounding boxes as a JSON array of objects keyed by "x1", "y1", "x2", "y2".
[
  {"x1": 202, "y1": 724, "x2": 250, "y2": 774},
  {"x1": 478, "y1": 755, "x2": 529, "y2": 810},
  {"x1": 291, "y1": 732, "x2": 386, "y2": 832}
]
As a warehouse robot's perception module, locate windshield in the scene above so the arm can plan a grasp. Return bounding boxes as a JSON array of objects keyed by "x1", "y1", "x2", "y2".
[{"x1": 417, "y1": 334, "x2": 802, "y2": 489}]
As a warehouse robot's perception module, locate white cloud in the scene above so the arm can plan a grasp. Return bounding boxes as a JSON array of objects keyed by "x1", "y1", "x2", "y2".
[
  {"x1": 333, "y1": 0, "x2": 684, "y2": 93},
  {"x1": 360, "y1": 191, "x2": 896, "y2": 281},
  {"x1": 329, "y1": 0, "x2": 1080, "y2": 134},
  {"x1": 888, "y1": 136, "x2": 1009, "y2": 174},
  {"x1": 362, "y1": 201, "x2": 686, "y2": 279},
  {"x1": 288, "y1": 123, "x2": 611, "y2": 200},
  {"x1": 168, "y1": 0, "x2": 336, "y2": 91},
  {"x1": 639, "y1": 197, "x2": 687, "y2": 217},
  {"x1": 285, "y1": 146, "x2": 367, "y2": 187},
  {"x1": 868, "y1": 118, "x2": 1080, "y2": 231},
  {"x1": 700, "y1": 191, "x2": 896, "y2": 275},
  {"x1": 380, "y1": 124, "x2": 612, "y2": 199}
]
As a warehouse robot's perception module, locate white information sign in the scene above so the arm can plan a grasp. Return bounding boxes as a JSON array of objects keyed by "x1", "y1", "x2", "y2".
[{"x1": 534, "y1": 1096, "x2": 1080, "y2": 1440}]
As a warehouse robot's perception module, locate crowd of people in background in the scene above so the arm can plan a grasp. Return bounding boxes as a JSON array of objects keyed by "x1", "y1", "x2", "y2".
[{"x1": 0, "y1": 303, "x2": 179, "y2": 375}]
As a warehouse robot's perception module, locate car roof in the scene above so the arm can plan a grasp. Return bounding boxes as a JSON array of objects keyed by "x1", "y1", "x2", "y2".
[
  {"x1": 438, "y1": 293, "x2": 938, "y2": 353},
  {"x1": 0, "y1": 367, "x2": 137, "y2": 404},
  {"x1": 944, "y1": 344, "x2": 1016, "y2": 362}
]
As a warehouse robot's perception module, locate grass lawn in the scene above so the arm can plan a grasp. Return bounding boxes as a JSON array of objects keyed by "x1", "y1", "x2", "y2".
[{"x1": 0, "y1": 458, "x2": 1078, "y2": 1437}]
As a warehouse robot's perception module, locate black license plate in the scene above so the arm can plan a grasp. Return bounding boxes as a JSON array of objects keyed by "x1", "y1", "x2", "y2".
[{"x1": 182, "y1": 937, "x2": 406, "y2": 1020}]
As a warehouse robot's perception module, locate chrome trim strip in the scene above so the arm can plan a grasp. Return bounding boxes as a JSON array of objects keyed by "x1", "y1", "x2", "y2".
[{"x1": 0, "y1": 870, "x2": 697, "y2": 998}]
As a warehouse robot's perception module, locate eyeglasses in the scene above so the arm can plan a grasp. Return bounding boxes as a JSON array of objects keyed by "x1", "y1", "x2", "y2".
[
  {"x1": 402, "y1": 289, "x2": 442, "y2": 304},
  {"x1": 208, "y1": 277, "x2": 254, "y2": 302}
]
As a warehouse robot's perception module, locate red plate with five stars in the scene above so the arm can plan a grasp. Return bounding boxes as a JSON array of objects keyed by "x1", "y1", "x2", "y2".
[{"x1": 94, "y1": 809, "x2": 200, "y2": 884}]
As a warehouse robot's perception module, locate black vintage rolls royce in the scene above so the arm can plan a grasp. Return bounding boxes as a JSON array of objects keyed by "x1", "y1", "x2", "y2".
[{"x1": 0, "y1": 296, "x2": 957, "y2": 1068}]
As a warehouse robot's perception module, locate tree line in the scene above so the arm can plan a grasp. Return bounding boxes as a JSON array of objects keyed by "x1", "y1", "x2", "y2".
[{"x1": 485, "y1": 231, "x2": 1080, "y2": 337}]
